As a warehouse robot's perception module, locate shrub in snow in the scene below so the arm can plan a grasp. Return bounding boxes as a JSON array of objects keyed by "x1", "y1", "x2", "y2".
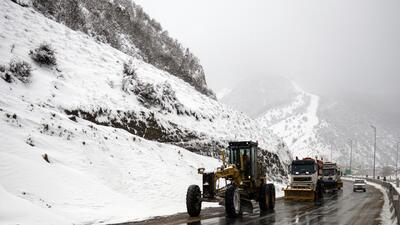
[
  {"x1": 25, "y1": 136, "x2": 34, "y2": 147},
  {"x1": 42, "y1": 153, "x2": 50, "y2": 163},
  {"x1": 135, "y1": 81, "x2": 183, "y2": 112},
  {"x1": 136, "y1": 82, "x2": 158, "y2": 108},
  {"x1": 29, "y1": 43, "x2": 57, "y2": 66},
  {"x1": 122, "y1": 71, "x2": 184, "y2": 113},
  {"x1": 121, "y1": 61, "x2": 138, "y2": 93},
  {"x1": 7, "y1": 60, "x2": 32, "y2": 83},
  {"x1": 0, "y1": 65, "x2": 7, "y2": 82},
  {"x1": 121, "y1": 75, "x2": 139, "y2": 94},
  {"x1": 123, "y1": 60, "x2": 137, "y2": 78},
  {"x1": 159, "y1": 82, "x2": 184, "y2": 111}
]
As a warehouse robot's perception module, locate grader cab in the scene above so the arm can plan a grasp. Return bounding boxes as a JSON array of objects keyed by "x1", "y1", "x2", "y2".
[{"x1": 186, "y1": 141, "x2": 276, "y2": 218}]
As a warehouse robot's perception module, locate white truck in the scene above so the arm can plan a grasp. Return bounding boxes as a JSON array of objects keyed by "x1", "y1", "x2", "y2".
[
  {"x1": 322, "y1": 162, "x2": 343, "y2": 192},
  {"x1": 284, "y1": 157, "x2": 324, "y2": 201}
]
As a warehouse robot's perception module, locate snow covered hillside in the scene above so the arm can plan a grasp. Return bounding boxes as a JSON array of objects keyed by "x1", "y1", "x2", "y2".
[
  {"x1": 258, "y1": 84, "x2": 399, "y2": 171},
  {"x1": 30, "y1": 0, "x2": 216, "y2": 98},
  {"x1": 223, "y1": 75, "x2": 399, "y2": 173},
  {"x1": 257, "y1": 84, "x2": 324, "y2": 159},
  {"x1": 0, "y1": 1, "x2": 290, "y2": 224}
]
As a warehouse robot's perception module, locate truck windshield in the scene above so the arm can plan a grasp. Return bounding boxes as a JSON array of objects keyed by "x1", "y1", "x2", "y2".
[
  {"x1": 291, "y1": 161, "x2": 315, "y2": 175},
  {"x1": 323, "y1": 169, "x2": 335, "y2": 176}
]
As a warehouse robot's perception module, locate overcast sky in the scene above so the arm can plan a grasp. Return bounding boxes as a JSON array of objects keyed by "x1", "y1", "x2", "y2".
[{"x1": 135, "y1": 0, "x2": 400, "y2": 125}]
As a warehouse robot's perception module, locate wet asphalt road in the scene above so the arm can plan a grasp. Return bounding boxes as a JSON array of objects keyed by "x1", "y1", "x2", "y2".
[{"x1": 114, "y1": 180, "x2": 384, "y2": 225}]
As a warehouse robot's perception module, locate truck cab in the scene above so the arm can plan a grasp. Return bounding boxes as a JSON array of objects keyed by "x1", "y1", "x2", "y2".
[
  {"x1": 289, "y1": 158, "x2": 319, "y2": 190},
  {"x1": 284, "y1": 157, "x2": 324, "y2": 201},
  {"x1": 322, "y1": 162, "x2": 343, "y2": 191}
]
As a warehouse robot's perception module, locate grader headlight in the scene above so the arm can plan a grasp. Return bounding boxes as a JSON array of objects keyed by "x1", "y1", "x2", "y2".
[{"x1": 198, "y1": 168, "x2": 205, "y2": 174}]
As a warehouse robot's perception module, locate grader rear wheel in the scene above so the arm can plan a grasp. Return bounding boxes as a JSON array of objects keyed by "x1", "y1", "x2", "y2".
[
  {"x1": 186, "y1": 185, "x2": 202, "y2": 217},
  {"x1": 259, "y1": 184, "x2": 271, "y2": 212},
  {"x1": 225, "y1": 185, "x2": 241, "y2": 218},
  {"x1": 268, "y1": 183, "x2": 276, "y2": 210}
]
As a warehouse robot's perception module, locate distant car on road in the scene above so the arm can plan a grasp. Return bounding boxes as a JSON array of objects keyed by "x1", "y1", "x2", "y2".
[{"x1": 353, "y1": 179, "x2": 367, "y2": 192}]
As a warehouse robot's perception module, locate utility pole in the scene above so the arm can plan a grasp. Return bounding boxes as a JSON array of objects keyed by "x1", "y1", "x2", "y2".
[
  {"x1": 397, "y1": 141, "x2": 399, "y2": 187},
  {"x1": 371, "y1": 125, "x2": 377, "y2": 179},
  {"x1": 349, "y1": 139, "x2": 353, "y2": 175}
]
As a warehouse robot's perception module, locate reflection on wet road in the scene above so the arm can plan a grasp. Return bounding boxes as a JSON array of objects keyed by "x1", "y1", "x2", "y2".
[
  {"x1": 113, "y1": 181, "x2": 383, "y2": 225},
  {"x1": 186, "y1": 181, "x2": 383, "y2": 225}
]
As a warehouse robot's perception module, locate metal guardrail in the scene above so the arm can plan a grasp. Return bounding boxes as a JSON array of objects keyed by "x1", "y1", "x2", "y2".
[{"x1": 347, "y1": 176, "x2": 399, "y2": 224}]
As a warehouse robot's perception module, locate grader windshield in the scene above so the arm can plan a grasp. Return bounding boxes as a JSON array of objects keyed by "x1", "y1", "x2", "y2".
[
  {"x1": 228, "y1": 148, "x2": 251, "y2": 167},
  {"x1": 227, "y1": 141, "x2": 258, "y2": 178}
]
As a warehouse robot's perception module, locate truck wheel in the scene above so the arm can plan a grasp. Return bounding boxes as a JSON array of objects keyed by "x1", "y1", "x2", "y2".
[
  {"x1": 268, "y1": 183, "x2": 276, "y2": 210},
  {"x1": 315, "y1": 180, "x2": 323, "y2": 201},
  {"x1": 186, "y1": 185, "x2": 202, "y2": 217},
  {"x1": 225, "y1": 184, "x2": 241, "y2": 218},
  {"x1": 259, "y1": 184, "x2": 270, "y2": 212}
]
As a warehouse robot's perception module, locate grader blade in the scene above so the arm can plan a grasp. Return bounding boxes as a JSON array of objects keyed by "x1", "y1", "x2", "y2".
[{"x1": 284, "y1": 188, "x2": 315, "y2": 201}]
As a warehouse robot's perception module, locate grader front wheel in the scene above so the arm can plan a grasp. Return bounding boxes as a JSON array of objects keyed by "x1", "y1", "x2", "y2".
[
  {"x1": 186, "y1": 185, "x2": 202, "y2": 217},
  {"x1": 225, "y1": 185, "x2": 241, "y2": 218}
]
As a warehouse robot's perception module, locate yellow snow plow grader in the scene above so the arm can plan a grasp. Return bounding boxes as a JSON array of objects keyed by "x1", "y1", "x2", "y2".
[
  {"x1": 186, "y1": 141, "x2": 276, "y2": 218},
  {"x1": 284, "y1": 157, "x2": 324, "y2": 201}
]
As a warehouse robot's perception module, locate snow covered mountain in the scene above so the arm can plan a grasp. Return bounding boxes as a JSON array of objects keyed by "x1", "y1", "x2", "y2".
[
  {"x1": 257, "y1": 83, "x2": 323, "y2": 159},
  {"x1": 223, "y1": 75, "x2": 398, "y2": 174},
  {"x1": 0, "y1": 1, "x2": 290, "y2": 224},
  {"x1": 31, "y1": 0, "x2": 216, "y2": 98}
]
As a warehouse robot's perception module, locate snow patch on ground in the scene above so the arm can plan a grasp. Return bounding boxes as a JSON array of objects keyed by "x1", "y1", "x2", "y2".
[
  {"x1": 0, "y1": 105, "x2": 220, "y2": 225},
  {"x1": 367, "y1": 182, "x2": 397, "y2": 225}
]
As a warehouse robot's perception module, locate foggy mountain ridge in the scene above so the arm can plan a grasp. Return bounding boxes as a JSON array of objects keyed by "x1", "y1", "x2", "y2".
[
  {"x1": 222, "y1": 75, "x2": 399, "y2": 174},
  {"x1": 135, "y1": 0, "x2": 400, "y2": 129},
  {"x1": 220, "y1": 75, "x2": 298, "y2": 118}
]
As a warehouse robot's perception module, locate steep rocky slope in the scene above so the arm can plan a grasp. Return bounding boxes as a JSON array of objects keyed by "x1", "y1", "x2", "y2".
[{"x1": 30, "y1": 0, "x2": 215, "y2": 98}]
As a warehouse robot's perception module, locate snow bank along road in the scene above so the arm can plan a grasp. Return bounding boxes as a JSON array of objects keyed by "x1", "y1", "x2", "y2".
[{"x1": 114, "y1": 180, "x2": 384, "y2": 225}]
